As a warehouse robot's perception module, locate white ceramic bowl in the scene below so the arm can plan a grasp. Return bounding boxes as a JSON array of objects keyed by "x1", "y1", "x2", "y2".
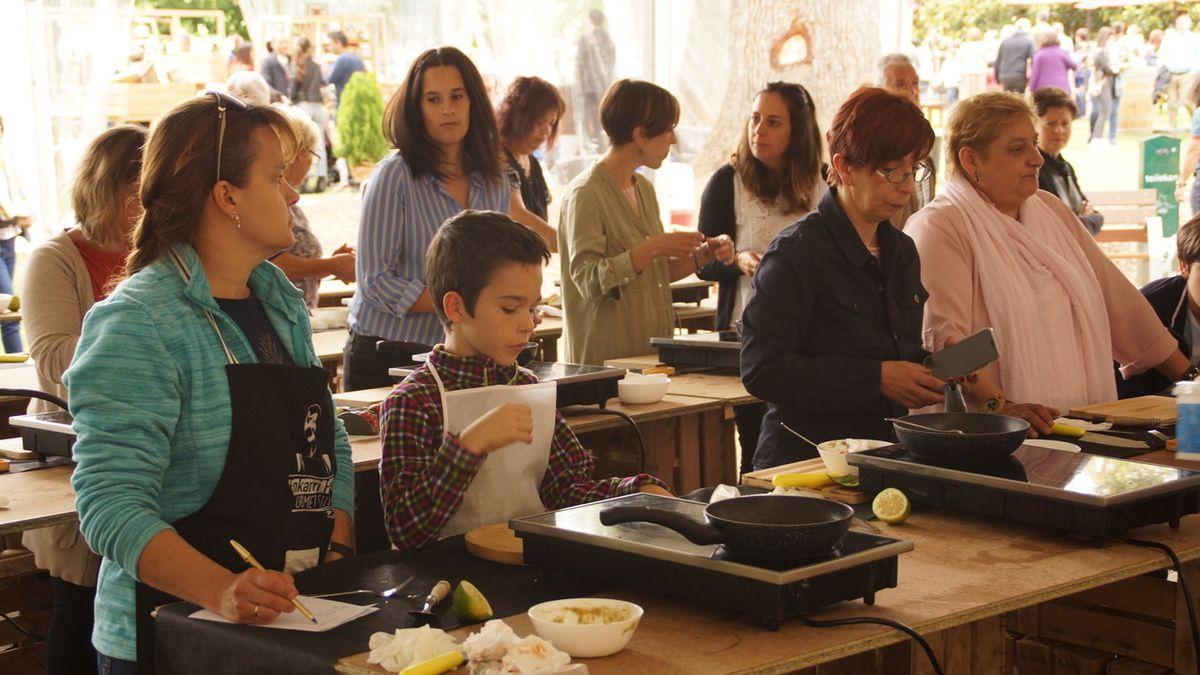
[
  {"x1": 527, "y1": 598, "x2": 643, "y2": 658},
  {"x1": 617, "y1": 374, "x2": 670, "y2": 405},
  {"x1": 817, "y1": 438, "x2": 893, "y2": 479}
]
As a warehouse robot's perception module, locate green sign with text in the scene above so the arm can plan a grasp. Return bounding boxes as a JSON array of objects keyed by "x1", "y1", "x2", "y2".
[{"x1": 1141, "y1": 135, "x2": 1181, "y2": 237}]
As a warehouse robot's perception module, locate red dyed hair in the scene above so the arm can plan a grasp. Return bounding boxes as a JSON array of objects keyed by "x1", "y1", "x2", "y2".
[
  {"x1": 826, "y1": 87, "x2": 934, "y2": 184},
  {"x1": 497, "y1": 76, "x2": 566, "y2": 150}
]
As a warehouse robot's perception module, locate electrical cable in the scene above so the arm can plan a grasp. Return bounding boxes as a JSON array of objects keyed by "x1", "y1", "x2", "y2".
[
  {"x1": 565, "y1": 407, "x2": 647, "y2": 474},
  {"x1": 1121, "y1": 535, "x2": 1200, "y2": 675},
  {"x1": 1, "y1": 609, "x2": 45, "y2": 642},
  {"x1": 799, "y1": 615, "x2": 945, "y2": 675},
  {"x1": 0, "y1": 388, "x2": 68, "y2": 411}
]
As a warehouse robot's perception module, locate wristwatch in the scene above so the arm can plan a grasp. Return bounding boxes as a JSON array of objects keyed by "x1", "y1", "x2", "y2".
[
  {"x1": 1184, "y1": 365, "x2": 1200, "y2": 381},
  {"x1": 327, "y1": 541, "x2": 355, "y2": 558},
  {"x1": 980, "y1": 395, "x2": 1007, "y2": 414}
]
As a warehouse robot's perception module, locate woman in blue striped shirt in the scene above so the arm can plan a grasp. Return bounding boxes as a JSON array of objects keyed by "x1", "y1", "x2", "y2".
[{"x1": 345, "y1": 47, "x2": 511, "y2": 389}]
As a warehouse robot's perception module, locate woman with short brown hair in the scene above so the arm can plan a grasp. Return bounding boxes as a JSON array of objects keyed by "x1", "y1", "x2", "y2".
[
  {"x1": 907, "y1": 91, "x2": 1187, "y2": 431},
  {"x1": 497, "y1": 76, "x2": 564, "y2": 250},
  {"x1": 557, "y1": 79, "x2": 734, "y2": 365},
  {"x1": 740, "y1": 87, "x2": 940, "y2": 469}
]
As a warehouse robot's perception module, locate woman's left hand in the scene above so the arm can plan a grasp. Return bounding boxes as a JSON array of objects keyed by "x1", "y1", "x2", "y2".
[{"x1": 702, "y1": 235, "x2": 736, "y2": 266}]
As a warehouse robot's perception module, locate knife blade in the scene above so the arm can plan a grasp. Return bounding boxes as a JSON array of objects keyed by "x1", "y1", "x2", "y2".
[{"x1": 1074, "y1": 432, "x2": 1152, "y2": 449}]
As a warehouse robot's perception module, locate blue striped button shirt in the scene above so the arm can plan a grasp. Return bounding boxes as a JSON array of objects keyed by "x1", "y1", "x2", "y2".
[{"x1": 349, "y1": 153, "x2": 511, "y2": 345}]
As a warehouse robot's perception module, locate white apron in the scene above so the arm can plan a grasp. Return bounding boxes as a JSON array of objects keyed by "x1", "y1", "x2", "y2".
[{"x1": 428, "y1": 361, "x2": 557, "y2": 538}]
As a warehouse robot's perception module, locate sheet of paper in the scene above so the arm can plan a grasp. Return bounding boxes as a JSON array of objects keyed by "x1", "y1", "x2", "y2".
[{"x1": 189, "y1": 596, "x2": 378, "y2": 632}]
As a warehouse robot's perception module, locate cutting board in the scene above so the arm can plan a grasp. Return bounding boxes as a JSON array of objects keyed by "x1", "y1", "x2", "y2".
[
  {"x1": 1067, "y1": 396, "x2": 1176, "y2": 427},
  {"x1": 741, "y1": 458, "x2": 870, "y2": 504},
  {"x1": 464, "y1": 523, "x2": 524, "y2": 566}
]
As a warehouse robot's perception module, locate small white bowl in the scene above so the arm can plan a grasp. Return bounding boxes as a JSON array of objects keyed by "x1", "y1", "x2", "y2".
[
  {"x1": 527, "y1": 598, "x2": 643, "y2": 658},
  {"x1": 617, "y1": 374, "x2": 670, "y2": 405},
  {"x1": 817, "y1": 438, "x2": 893, "y2": 479}
]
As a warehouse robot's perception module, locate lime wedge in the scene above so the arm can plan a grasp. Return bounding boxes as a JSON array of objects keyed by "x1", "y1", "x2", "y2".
[
  {"x1": 829, "y1": 473, "x2": 859, "y2": 488},
  {"x1": 872, "y1": 488, "x2": 910, "y2": 524},
  {"x1": 452, "y1": 580, "x2": 493, "y2": 622}
]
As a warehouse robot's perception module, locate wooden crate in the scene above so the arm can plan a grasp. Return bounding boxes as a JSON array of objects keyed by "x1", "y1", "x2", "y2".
[
  {"x1": 0, "y1": 549, "x2": 50, "y2": 674},
  {"x1": 1009, "y1": 562, "x2": 1200, "y2": 674},
  {"x1": 106, "y1": 82, "x2": 201, "y2": 125}
]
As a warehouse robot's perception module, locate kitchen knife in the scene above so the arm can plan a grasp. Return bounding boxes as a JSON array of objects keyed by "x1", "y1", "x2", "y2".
[
  {"x1": 1051, "y1": 424, "x2": 1157, "y2": 450},
  {"x1": 924, "y1": 328, "x2": 1000, "y2": 379}
]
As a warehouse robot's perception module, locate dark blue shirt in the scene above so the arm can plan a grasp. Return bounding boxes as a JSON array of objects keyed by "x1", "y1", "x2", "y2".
[
  {"x1": 327, "y1": 52, "x2": 366, "y2": 107},
  {"x1": 740, "y1": 188, "x2": 929, "y2": 469},
  {"x1": 215, "y1": 292, "x2": 295, "y2": 366}
]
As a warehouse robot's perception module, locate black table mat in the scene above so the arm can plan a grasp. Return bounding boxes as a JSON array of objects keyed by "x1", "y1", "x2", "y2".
[{"x1": 154, "y1": 536, "x2": 598, "y2": 674}]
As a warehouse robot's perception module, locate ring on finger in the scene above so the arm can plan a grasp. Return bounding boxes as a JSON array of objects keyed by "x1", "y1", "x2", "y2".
[{"x1": 252, "y1": 604, "x2": 259, "y2": 618}]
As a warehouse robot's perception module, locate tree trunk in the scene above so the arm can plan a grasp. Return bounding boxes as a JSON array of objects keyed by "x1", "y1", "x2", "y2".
[{"x1": 692, "y1": 0, "x2": 882, "y2": 192}]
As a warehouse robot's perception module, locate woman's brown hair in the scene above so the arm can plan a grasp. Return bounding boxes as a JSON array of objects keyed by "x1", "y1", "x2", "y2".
[
  {"x1": 599, "y1": 79, "x2": 680, "y2": 146},
  {"x1": 72, "y1": 124, "x2": 147, "y2": 248},
  {"x1": 382, "y1": 46, "x2": 502, "y2": 182},
  {"x1": 126, "y1": 95, "x2": 296, "y2": 276},
  {"x1": 826, "y1": 87, "x2": 934, "y2": 181},
  {"x1": 731, "y1": 82, "x2": 824, "y2": 214},
  {"x1": 497, "y1": 77, "x2": 566, "y2": 150}
]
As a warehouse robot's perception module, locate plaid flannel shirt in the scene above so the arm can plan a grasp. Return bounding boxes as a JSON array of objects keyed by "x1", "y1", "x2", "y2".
[{"x1": 379, "y1": 346, "x2": 665, "y2": 551}]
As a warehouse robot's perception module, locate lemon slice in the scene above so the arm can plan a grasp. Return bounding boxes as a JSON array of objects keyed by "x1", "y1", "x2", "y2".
[
  {"x1": 452, "y1": 580, "x2": 493, "y2": 622},
  {"x1": 872, "y1": 488, "x2": 910, "y2": 524}
]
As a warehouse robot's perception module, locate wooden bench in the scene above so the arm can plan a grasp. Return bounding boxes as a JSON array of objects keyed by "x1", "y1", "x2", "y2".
[{"x1": 1091, "y1": 189, "x2": 1159, "y2": 286}]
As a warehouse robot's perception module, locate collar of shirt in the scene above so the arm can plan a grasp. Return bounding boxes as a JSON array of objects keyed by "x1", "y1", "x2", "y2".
[
  {"x1": 420, "y1": 170, "x2": 488, "y2": 206},
  {"x1": 816, "y1": 187, "x2": 904, "y2": 270},
  {"x1": 427, "y1": 345, "x2": 521, "y2": 390}
]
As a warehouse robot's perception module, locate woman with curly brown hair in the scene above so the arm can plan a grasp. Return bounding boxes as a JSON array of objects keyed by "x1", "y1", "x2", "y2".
[{"x1": 497, "y1": 76, "x2": 563, "y2": 250}]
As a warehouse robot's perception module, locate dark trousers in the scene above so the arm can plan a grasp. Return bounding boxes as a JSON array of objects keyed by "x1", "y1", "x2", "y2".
[
  {"x1": 999, "y1": 75, "x2": 1027, "y2": 93},
  {"x1": 48, "y1": 577, "x2": 97, "y2": 674},
  {"x1": 0, "y1": 237, "x2": 20, "y2": 353},
  {"x1": 734, "y1": 402, "x2": 766, "y2": 476},
  {"x1": 96, "y1": 654, "x2": 136, "y2": 675},
  {"x1": 343, "y1": 332, "x2": 430, "y2": 391}
]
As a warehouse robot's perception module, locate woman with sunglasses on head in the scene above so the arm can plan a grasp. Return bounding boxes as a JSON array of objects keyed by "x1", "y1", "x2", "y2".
[
  {"x1": 740, "y1": 88, "x2": 943, "y2": 470},
  {"x1": 695, "y1": 82, "x2": 825, "y2": 472},
  {"x1": 67, "y1": 92, "x2": 354, "y2": 672},
  {"x1": 345, "y1": 47, "x2": 513, "y2": 389}
]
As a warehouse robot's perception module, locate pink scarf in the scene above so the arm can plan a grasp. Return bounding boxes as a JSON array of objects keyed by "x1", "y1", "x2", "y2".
[{"x1": 942, "y1": 174, "x2": 1116, "y2": 410}]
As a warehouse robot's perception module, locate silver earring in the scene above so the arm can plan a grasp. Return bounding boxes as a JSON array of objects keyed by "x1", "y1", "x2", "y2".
[{"x1": 233, "y1": 211, "x2": 241, "y2": 229}]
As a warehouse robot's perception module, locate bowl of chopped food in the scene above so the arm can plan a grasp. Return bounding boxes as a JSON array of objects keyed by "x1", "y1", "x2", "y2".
[
  {"x1": 527, "y1": 598, "x2": 643, "y2": 657},
  {"x1": 817, "y1": 438, "x2": 893, "y2": 485}
]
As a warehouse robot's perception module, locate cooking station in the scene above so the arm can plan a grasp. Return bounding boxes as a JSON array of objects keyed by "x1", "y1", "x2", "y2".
[
  {"x1": 510, "y1": 493, "x2": 912, "y2": 630},
  {"x1": 849, "y1": 443, "x2": 1200, "y2": 542}
]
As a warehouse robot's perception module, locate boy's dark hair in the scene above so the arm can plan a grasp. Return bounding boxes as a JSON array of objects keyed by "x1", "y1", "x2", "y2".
[
  {"x1": 1179, "y1": 214, "x2": 1200, "y2": 267},
  {"x1": 426, "y1": 210, "x2": 550, "y2": 328},
  {"x1": 328, "y1": 31, "x2": 349, "y2": 47}
]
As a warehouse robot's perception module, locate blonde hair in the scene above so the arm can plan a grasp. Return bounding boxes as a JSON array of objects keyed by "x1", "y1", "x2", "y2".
[
  {"x1": 278, "y1": 106, "x2": 322, "y2": 163},
  {"x1": 127, "y1": 96, "x2": 297, "y2": 276},
  {"x1": 945, "y1": 91, "x2": 1035, "y2": 177},
  {"x1": 72, "y1": 125, "x2": 147, "y2": 247}
]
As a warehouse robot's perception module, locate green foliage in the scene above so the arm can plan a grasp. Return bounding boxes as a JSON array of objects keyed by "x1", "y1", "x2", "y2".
[
  {"x1": 335, "y1": 71, "x2": 390, "y2": 167},
  {"x1": 138, "y1": 0, "x2": 247, "y2": 39},
  {"x1": 913, "y1": 0, "x2": 1192, "y2": 42}
]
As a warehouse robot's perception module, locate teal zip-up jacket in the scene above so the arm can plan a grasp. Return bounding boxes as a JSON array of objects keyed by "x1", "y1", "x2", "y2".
[{"x1": 66, "y1": 243, "x2": 354, "y2": 661}]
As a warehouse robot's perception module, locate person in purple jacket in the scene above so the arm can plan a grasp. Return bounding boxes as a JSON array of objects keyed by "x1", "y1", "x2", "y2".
[{"x1": 1029, "y1": 33, "x2": 1080, "y2": 94}]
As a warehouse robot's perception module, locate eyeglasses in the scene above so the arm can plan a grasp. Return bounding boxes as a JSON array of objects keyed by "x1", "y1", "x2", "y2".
[
  {"x1": 876, "y1": 160, "x2": 933, "y2": 185},
  {"x1": 206, "y1": 90, "x2": 248, "y2": 184}
]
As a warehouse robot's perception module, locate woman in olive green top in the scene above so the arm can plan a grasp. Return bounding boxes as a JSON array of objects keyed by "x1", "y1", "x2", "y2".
[{"x1": 559, "y1": 79, "x2": 734, "y2": 364}]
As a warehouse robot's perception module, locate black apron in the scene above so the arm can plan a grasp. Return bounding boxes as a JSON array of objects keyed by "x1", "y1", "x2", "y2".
[{"x1": 134, "y1": 253, "x2": 337, "y2": 672}]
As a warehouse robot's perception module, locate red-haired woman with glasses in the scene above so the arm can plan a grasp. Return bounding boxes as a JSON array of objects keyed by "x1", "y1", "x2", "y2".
[
  {"x1": 740, "y1": 87, "x2": 944, "y2": 470},
  {"x1": 66, "y1": 92, "x2": 355, "y2": 671}
]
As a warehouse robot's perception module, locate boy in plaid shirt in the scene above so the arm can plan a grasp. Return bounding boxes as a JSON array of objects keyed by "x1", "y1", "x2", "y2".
[{"x1": 379, "y1": 210, "x2": 668, "y2": 550}]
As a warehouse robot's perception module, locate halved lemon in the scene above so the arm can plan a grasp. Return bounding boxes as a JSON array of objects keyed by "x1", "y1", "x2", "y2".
[{"x1": 871, "y1": 488, "x2": 910, "y2": 525}]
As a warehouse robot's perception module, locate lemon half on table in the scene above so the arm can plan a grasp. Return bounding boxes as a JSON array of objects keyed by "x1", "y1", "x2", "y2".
[{"x1": 871, "y1": 488, "x2": 911, "y2": 525}]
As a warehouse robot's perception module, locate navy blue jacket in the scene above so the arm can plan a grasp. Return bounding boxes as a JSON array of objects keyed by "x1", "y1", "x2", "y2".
[
  {"x1": 1117, "y1": 275, "x2": 1189, "y2": 398},
  {"x1": 740, "y1": 189, "x2": 929, "y2": 469}
]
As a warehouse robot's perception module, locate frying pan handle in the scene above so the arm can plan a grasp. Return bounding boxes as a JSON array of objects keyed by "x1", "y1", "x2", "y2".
[
  {"x1": 599, "y1": 507, "x2": 726, "y2": 545},
  {"x1": 943, "y1": 382, "x2": 968, "y2": 414}
]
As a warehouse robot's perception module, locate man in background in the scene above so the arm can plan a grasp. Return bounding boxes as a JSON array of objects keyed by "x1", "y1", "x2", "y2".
[
  {"x1": 995, "y1": 18, "x2": 1036, "y2": 93},
  {"x1": 327, "y1": 30, "x2": 366, "y2": 115}
]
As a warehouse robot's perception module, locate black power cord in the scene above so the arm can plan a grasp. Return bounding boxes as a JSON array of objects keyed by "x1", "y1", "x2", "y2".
[
  {"x1": 799, "y1": 615, "x2": 945, "y2": 675},
  {"x1": 565, "y1": 407, "x2": 647, "y2": 474},
  {"x1": 1121, "y1": 535, "x2": 1200, "y2": 675},
  {"x1": 0, "y1": 388, "x2": 68, "y2": 411}
]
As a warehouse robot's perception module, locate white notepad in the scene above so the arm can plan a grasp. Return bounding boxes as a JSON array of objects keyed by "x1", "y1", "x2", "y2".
[{"x1": 189, "y1": 596, "x2": 378, "y2": 632}]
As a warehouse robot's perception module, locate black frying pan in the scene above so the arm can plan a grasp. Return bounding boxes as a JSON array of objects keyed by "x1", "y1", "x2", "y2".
[
  {"x1": 893, "y1": 412, "x2": 1030, "y2": 464},
  {"x1": 599, "y1": 495, "x2": 853, "y2": 560}
]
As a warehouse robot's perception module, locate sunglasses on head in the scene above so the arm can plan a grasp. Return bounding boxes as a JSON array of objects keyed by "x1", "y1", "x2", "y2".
[{"x1": 204, "y1": 90, "x2": 248, "y2": 184}]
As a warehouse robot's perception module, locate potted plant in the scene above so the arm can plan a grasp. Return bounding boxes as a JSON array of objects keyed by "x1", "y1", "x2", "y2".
[{"x1": 335, "y1": 71, "x2": 389, "y2": 182}]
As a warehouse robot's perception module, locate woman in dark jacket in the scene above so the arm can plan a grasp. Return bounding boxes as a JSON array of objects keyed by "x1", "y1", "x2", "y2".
[
  {"x1": 740, "y1": 88, "x2": 945, "y2": 469},
  {"x1": 1034, "y1": 87, "x2": 1104, "y2": 236}
]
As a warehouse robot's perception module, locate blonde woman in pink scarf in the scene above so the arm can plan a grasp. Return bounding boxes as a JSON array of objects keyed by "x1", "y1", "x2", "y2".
[{"x1": 906, "y1": 92, "x2": 1190, "y2": 435}]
